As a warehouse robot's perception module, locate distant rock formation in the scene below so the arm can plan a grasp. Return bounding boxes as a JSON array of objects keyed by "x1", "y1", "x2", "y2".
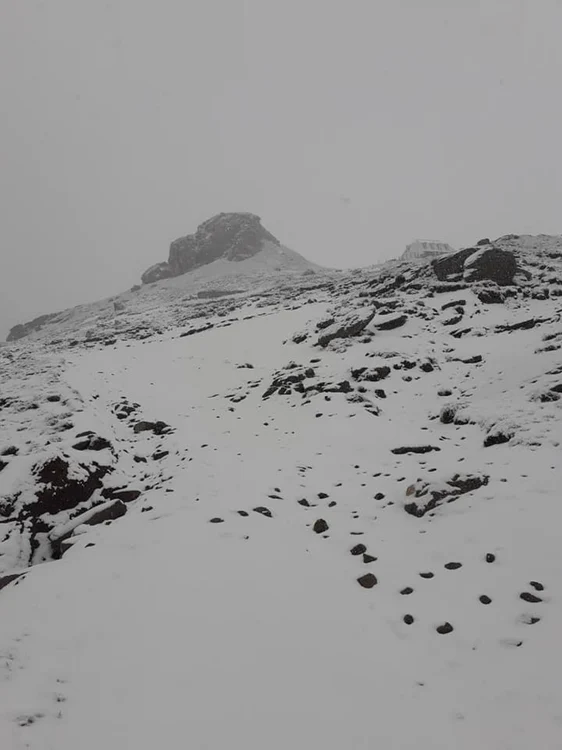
[
  {"x1": 7, "y1": 312, "x2": 59, "y2": 342},
  {"x1": 141, "y1": 212, "x2": 282, "y2": 284},
  {"x1": 402, "y1": 240, "x2": 453, "y2": 260},
  {"x1": 432, "y1": 245, "x2": 517, "y2": 286}
]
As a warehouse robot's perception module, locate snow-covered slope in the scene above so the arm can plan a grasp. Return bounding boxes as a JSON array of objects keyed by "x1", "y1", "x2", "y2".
[{"x1": 0, "y1": 234, "x2": 561, "y2": 749}]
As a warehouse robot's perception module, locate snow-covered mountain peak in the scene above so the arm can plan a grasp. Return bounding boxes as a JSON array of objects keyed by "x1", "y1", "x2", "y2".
[{"x1": 141, "y1": 211, "x2": 319, "y2": 285}]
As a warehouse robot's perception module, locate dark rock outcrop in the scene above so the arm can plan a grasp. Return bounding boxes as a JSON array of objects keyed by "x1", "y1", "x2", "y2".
[
  {"x1": 404, "y1": 473, "x2": 489, "y2": 517},
  {"x1": 0, "y1": 572, "x2": 25, "y2": 591},
  {"x1": 72, "y1": 432, "x2": 113, "y2": 452},
  {"x1": 317, "y1": 310, "x2": 375, "y2": 347},
  {"x1": 432, "y1": 246, "x2": 517, "y2": 286},
  {"x1": 133, "y1": 420, "x2": 173, "y2": 436},
  {"x1": 463, "y1": 247, "x2": 517, "y2": 285},
  {"x1": 357, "y1": 573, "x2": 377, "y2": 589},
  {"x1": 313, "y1": 518, "x2": 329, "y2": 534},
  {"x1": 141, "y1": 262, "x2": 173, "y2": 285},
  {"x1": 141, "y1": 213, "x2": 283, "y2": 284},
  {"x1": 28, "y1": 455, "x2": 110, "y2": 516},
  {"x1": 374, "y1": 313, "x2": 408, "y2": 331}
]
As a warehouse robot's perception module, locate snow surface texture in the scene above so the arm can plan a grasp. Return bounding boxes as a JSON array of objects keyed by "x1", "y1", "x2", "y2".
[{"x1": 0, "y1": 233, "x2": 562, "y2": 749}]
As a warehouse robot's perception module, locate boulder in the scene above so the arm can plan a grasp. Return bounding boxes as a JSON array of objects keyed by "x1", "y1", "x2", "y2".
[
  {"x1": 373, "y1": 313, "x2": 408, "y2": 331},
  {"x1": 133, "y1": 420, "x2": 172, "y2": 436},
  {"x1": 404, "y1": 473, "x2": 489, "y2": 517},
  {"x1": 72, "y1": 432, "x2": 113, "y2": 452},
  {"x1": 463, "y1": 247, "x2": 517, "y2": 285},
  {"x1": 317, "y1": 310, "x2": 376, "y2": 347},
  {"x1": 431, "y1": 246, "x2": 517, "y2": 286},
  {"x1": 313, "y1": 518, "x2": 329, "y2": 534},
  {"x1": 431, "y1": 248, "x2": 476, "y2": 280},
  {"x1": 141, "y1": 262, "x2": 173, "y2": 285}
]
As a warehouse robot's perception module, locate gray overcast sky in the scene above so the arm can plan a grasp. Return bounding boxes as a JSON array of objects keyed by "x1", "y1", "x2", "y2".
[{"x1": 2, "y1": 0, "x2": 562, "y2": 337}]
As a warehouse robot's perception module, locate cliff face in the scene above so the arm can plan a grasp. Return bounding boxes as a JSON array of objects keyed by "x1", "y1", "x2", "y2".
[{"x1": 142, "y1": 213, "x2": 281, "y2": 284}]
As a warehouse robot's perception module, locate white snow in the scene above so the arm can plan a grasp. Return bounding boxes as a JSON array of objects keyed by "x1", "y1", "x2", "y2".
[{"x1": 1, "y1": 241, "x2": 561, "y2": 748}]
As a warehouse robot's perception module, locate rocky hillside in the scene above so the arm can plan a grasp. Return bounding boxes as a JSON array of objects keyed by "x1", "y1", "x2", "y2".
[{"x1": 0, "y1": 233, "x2": 561, "y2": 748}]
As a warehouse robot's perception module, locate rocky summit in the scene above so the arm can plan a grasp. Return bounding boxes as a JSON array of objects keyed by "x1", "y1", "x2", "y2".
[
  {"x1": 142, "y1": 212, "x2": 288, "y2": 284},
  {"x1": 0, "y1": 231, "x2": 562, "y2": 748}
]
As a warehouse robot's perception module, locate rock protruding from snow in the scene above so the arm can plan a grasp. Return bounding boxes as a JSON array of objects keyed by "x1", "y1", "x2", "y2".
[
  {"x1": 431, "y1": 245, "x2": 517, "y2": 286},
  {"x1": 141, "y1": 262, "x2": 174, "y2": 285},
  {"x1": 141, "y1": 213, "x2": 289, "y2": 284}
]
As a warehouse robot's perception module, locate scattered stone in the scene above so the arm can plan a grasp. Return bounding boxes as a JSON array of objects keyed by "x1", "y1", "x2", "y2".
[
  {"x1": 520, "y1": 592, "x2": 542, "y2": 604},
  {"x1": 483, "y1": 428, "x2": 513, "y2": 447},
  {"x1": 458, "y1": 355, "x2": 483, "y2": 364},
  {"x1": 479, "y1": 595, "x2": 492, "y2": 605},
  {"x1": 403, "y1": 614, "x2": 414, "y2": 625},
  {"x1": 419, "y1": 572, "x2": 434, "y2": 579},
  {"x1": 362, "y1": 553, "x2": 377, "y2": 563},
  {"x1": 313, "y1": 519, "x2": 329, "y2": 534},
  {"x1": 436, "y1": 622, "x2": 454, "y2": 635},
  {"x1": 391, "y1": 445, "x2": 441, "y2": 455},
  {"x1": 444, "y1": 562, "x2": 462, "y2": 570},
  {"x1": 404, "y1": 473, "x2": 489, "y2": 517},
  {"x1": 530, "y1": 581, "x2": 544, "y2": 591},
  {"x1": 72, "y1": 433, "x2": 113, "y2": 451},
  {"x1": 133, "y1": 420, "x2": 172, "y2": 436},
  {"x1": 350, "y1": 544, "x2": 367, "y2": 556},
  {"x1": 253, "y1": 506, "x2": 272, "y2": 518},
  {"x1": 400, "y1": 587, "x2": 414, "y2": 595},
  {"x1": 476, "y1": 286, "x2": 505, "y2": 304},
  {"x1": 486, "y1": 553, "x2": 496, "y2": 563},
  {"x1": 209, "y1": 517, "x2": 224, "y2": 524},
  {"x1": 374, "y1": 313, "x2": 408, "y2": 331},
  {"x1": 440, "y1": 404, "x2": 458, "y2": 424},
  {"x1": 351, "y1": 366, "x2": 391, "y2": 382},
  {"x1": 441, "y1": 299, "x2": 467, "y2": 311},
  {"x1": 357, "y1": 573, "x2": 377, "y2": 589}
]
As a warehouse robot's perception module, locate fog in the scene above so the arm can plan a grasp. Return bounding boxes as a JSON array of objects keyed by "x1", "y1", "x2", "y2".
[{"x1": 1, "y1": 0, "x2": 562, "y2": 337}]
